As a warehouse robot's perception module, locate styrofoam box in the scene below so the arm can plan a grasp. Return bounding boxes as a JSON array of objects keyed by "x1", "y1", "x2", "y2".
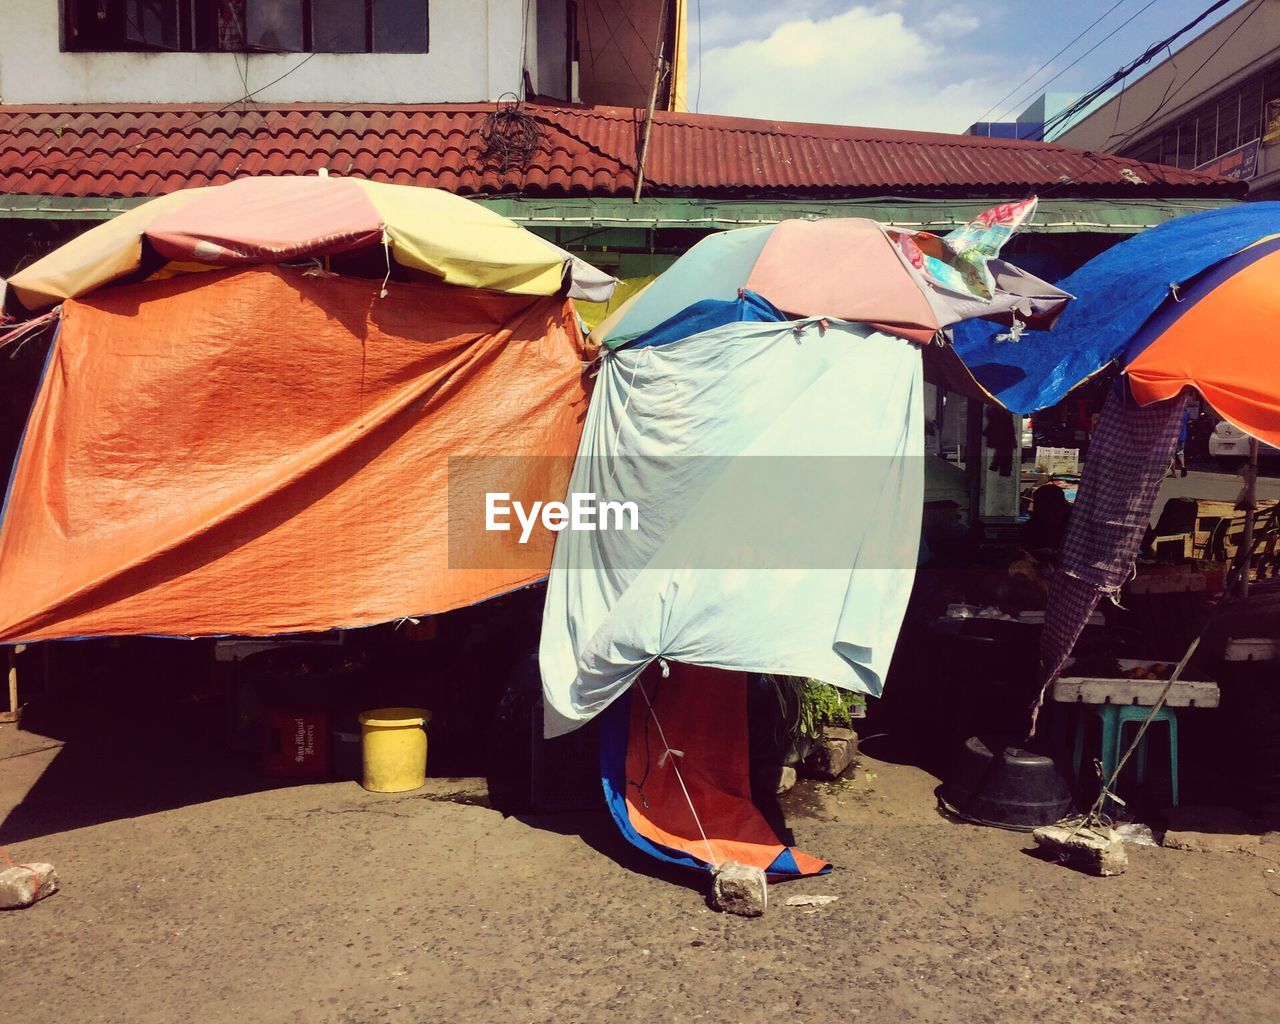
[{"x1": 1054, "y1": 659, "x2": 1219, "y2": 708}]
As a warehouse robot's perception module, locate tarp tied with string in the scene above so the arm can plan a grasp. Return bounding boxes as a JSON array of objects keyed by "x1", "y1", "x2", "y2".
[
  {"x1": 542, "y1": 200, "x2": 1070, "y2": 880},
  {"x1": 0, "y1": 178, "x2": 616, "y2": 642}
]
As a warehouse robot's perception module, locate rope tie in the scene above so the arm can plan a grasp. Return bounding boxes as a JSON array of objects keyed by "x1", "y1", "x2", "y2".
[
  {"x1": 0, "y1": 844, "x2": 41, "y2": 901},
  {"x1": 379, "y1": 229, "x2": 392, "y2": 299},
  {"x1": 635, "y1": 672, "x2": 719, "y2": 869}
]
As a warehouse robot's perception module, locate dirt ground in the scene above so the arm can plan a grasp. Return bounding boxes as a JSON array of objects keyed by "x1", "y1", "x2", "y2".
[{"x1": 3, "y1": 718, "x2": 1279, "y2": 1024}]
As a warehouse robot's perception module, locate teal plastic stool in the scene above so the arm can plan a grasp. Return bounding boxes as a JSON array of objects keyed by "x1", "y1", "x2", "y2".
[{"x1": 1072, "y1": 703, "x2": 1179, "y2": 806}]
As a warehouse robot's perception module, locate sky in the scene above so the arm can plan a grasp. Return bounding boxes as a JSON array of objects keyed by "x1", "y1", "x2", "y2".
[{"x1": 686, "y1": 0, "x2": 1250, "y2": 133}]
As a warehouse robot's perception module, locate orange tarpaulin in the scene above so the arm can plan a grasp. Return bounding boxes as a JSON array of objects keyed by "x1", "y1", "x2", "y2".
[{"x1": 0, "y1": 266, "x2": 588, "y2": 641}]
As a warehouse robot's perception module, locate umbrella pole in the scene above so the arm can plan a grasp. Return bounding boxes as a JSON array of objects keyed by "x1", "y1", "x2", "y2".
[
  {"x1": 965, "y1": 399, "x2": 984, "y2": 534},
  {"x1": 1238, "y1": 437, "x2": 1260, "y2": 599}
]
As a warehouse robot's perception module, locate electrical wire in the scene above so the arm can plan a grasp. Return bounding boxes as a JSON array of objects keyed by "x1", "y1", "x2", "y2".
[
  {"x1": 14, "y1": 50, "x2": 319, "y2": 184},
  {"x1": 1103, "y1": 0, "x2": 1264, "y2": 155},
  {"x1": 975, "y1": 0, "x2": 1132, "y2": 126},
  {"x1": 694, "y1": 0, "x2": 703, "y2": 114},
  {"x1": 996, "y1": 0, "x2": 1164, "y2": 135},
  {"x1": 1035, "y1": 0, "x2": 1244, "y2": 141}
]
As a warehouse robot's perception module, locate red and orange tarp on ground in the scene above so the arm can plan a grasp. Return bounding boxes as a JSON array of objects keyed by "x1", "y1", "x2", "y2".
[
  {"x1": 600, "y1": 663, "x2": 830, "y2": 879},
  {"x1": 0, "y1": 265, "x2": 587, "y2": 641}
]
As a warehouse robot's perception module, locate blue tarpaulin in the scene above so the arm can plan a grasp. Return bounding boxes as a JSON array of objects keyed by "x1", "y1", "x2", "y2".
[{"x1": 950, "y1": 202, "x2": 1280, "y2": 413}]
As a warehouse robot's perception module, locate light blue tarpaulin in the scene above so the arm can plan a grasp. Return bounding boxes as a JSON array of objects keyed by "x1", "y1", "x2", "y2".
[
  {"x1": 950, "y1": 202, "x2": 1280, "y2": 413},
  {"x1": 602, "y1": 225, "x2": 776, "y2": 347},
  {"x1": 540, "y1": 317, "x2": 923, "y2": 737}
]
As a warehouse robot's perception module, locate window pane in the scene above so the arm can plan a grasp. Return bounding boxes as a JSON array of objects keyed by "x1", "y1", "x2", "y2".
[
  {"x1": 246, "y1": 0, "x2": 305, "y2": 51},
  {"x1": 1216, "y1": 94, "x2": 1239, "y2": 156},
  {"x1": 195, "y1": 1, "x2": 248, "y2": 51},
  {"x1": 65, "y1": 0, "x2": 117, "y2": 49},
  {"x1": 1128, "y1": 139, "x2": 1161, "y2": 165},
  {"x1": 1265, "y1": 62, "x2": 1280, "y2": 105},
  {"x1": 1196, "y1": 107, "x2": 1216, "y2": 166},
  {"x1": 1176, "y1": 117, "x2": 1197, "y2": 168},
  {"x1": 125, "y1": 0, "x2": 180, "y2": 49},
  {"x1": 1239, "y1": 78, "x2": 1264, "y2": 144},
  {"x1": 372, "y1": 0, "x2": 428, "y2": 53},
  {"x1": 313, "y1": 0, "x2": 368, "y2": 52}
]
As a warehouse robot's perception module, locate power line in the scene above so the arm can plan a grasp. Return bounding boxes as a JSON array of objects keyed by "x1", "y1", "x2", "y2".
[
  {"x1": 994, "y1": 0, "x2": 1164, "y2": 131},
  {"x1": 1105, "y1": 0, "x2": 1263, "y2": 153},
  {"x1": 694, "y1": 0, "x2": 703, "y2": 113},
  {"x1": 1036, "y1": 0, "x2": 1244, "y2": 141},
  {"x1": 974, "y1": 0, "x2": 1130, "y2": 126}
]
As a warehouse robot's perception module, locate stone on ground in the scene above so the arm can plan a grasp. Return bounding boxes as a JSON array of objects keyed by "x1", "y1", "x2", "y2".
[
  {"x1": 0, "y1": 862, "x2": 59, "y2": 909},
  {"x1": 711, "y1": 861, "x2": 767, "y2": 917},
  {"x1": 1032, "y1": 824, "x2": 1127, "y2": 876},
  {"x1": 800, "y1": 727, "x2": 858, "y2": 781}
]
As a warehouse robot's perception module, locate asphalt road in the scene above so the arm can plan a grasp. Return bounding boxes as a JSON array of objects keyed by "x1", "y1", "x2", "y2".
[
  {"x1": 1154, "y1": 465, "x2": 1280, "y2": 514},
  {"x1": 3, "y1": 722, "x2": 1279, "y2": 1024}
]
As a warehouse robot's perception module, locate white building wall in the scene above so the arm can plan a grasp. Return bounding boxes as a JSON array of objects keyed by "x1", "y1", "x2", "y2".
[{"x1": 0, "y1": 0, "x2": 529, "y2": 105}]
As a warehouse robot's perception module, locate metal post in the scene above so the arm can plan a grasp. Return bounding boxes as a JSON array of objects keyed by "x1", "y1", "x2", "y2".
[
  {"x1": 1238, "y1": 437, "x2": 1260, "y2": 599},
  {"x1": 965, "y1": 398, "x2": 985, "y2": 534},
  {"x1": 2, "y1": 644, "x2": 25, "y2": 724},
  {"x1": 633, "y1": 2, "x2": 670, "y2": 204}
]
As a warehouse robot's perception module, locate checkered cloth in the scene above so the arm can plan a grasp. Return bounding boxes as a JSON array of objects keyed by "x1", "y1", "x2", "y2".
[
  {"x1": 1058, "y1": 386, "x2": 1189, "y2": 590},
  {"x1": 1030, "y1": 386, "x2": 1189, "y2": 733}
]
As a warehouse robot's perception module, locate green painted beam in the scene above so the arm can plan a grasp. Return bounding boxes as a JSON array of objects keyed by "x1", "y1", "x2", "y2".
[
  {"x1": 477, "y1": 196, "x2": 1238, "y2": 234},
  {"x1": 0, "y1": 195, "x2": 144, "y2": 219},
  {"x1": 0, "y1": 192, "x2": 1237, "y2": 233}
]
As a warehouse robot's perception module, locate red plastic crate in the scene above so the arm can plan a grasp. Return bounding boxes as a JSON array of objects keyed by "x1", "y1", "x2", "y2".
[{"x1": 263, "y1": 711, "x2": 330, "y2": 777}]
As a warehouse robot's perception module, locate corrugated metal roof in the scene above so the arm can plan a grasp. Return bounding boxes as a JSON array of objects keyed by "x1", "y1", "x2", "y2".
[{"x1": 0, "y1": 102, "x2": 1242, "y2": 200}]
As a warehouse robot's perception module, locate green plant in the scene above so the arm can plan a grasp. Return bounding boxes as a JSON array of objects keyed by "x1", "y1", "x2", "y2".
[{"x1": 763, "y1": 675, "x2": 865, "y2": 743}]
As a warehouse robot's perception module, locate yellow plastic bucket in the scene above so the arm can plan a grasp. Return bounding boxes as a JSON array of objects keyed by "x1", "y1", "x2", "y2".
[{"x1": 357, "y1": 707, "x2": 431, "y2": 793}]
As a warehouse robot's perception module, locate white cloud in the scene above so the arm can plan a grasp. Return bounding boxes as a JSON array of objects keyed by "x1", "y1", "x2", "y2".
[
  {"x1": 695, "y1": 6, "x2": 1010, "y2": 133},
  {"x1": 694, "y1": 0, "x2": 852, "y2": 50},
  {"x1": 923, "y1": 7, "x2": 982, "y2": 37}
]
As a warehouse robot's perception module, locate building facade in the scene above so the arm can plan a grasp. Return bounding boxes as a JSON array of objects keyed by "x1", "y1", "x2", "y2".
[
  {"x1": 0, "y1": 0, "x2": 682, "y2": 108},
  {"x1": 1056, "y1": 0, "x2": 1280, "y2": 197}
]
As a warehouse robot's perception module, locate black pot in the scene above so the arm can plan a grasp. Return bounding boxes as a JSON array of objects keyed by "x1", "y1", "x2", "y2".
[{"x1": 940, "y1": 734, "x2": 1073, "y2": 830}]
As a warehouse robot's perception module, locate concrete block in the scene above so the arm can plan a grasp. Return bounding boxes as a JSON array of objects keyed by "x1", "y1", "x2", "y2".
[
  {"x1": 1032, "y1": 824, "x2": 1127, "y2": 876},
  {"x1": 0, "y1": 862, "x2": 59, "y2": 909},
  {"x1": 800, "y1": 728, "x2": 858, "y2": 780},
  {"x1": 711, "y1": 861, "x2": 767, "y2": 917}
]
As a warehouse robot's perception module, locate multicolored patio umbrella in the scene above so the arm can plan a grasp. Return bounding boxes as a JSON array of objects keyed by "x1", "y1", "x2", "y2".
[
  {"x1": 1, "y1": 175, "x2": 614, "y2": 314},
  {"x1": 1009, "y1": 203, "x2": 1280, "y2": 736},
  {"x1": 950, "y1": 201, "x2": 1280, "y2": 448},
  {"x1": 593, "y1": 199, "x2": 1071, "y2": 350},
  {"x1": 1122, "y1": 232, "x2": 1280, "y2": 445}
]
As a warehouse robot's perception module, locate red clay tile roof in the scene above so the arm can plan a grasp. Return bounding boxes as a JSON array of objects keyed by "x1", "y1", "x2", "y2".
[{"x1": 0, "y1": 102, "x2": 1241, "y2": 200}]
